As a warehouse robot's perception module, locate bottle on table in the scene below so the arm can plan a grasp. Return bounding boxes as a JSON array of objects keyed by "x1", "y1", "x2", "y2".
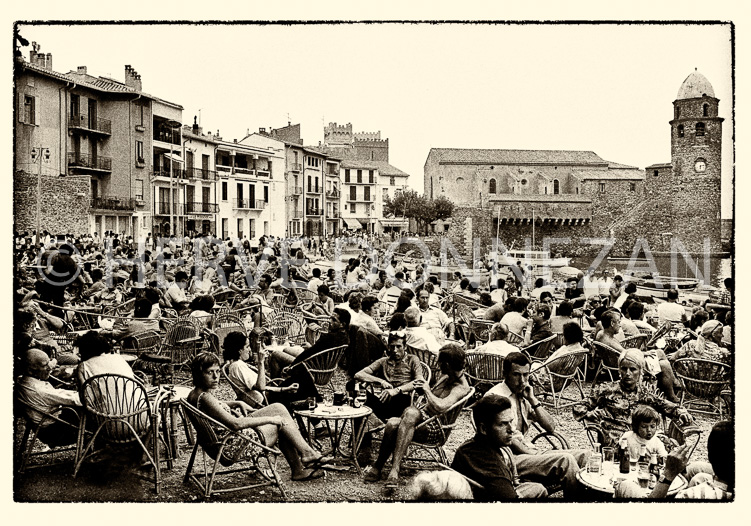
[
  {"x1": 638, "y1": 444, "x2": 648, "y2": 464},
  {"x1": 587, "y1": 442, "x2": 602, "y2": 474},
  {"x1": 619, "y1": 438, "x2": 631, "y2": 474}
]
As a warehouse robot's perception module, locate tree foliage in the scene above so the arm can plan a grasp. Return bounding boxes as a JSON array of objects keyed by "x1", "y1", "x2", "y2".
[{"x1": 383, "y1": 190, "x2": 455, "y2": 233}]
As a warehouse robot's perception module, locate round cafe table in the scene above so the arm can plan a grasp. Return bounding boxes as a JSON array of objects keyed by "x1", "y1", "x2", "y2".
[
  {"x1": 295, "y1": 404, "x2": 372, "y2": 476},
  {"x1": 577, "y1": 465, "x2": 687, "y2": 498}
]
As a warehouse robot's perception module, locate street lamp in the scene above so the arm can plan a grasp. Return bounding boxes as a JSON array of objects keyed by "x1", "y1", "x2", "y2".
[{"x1": 30, "y1": 146, "x2": 51, "y2": 248}]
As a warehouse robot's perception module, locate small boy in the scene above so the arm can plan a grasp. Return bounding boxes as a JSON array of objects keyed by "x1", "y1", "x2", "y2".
[{"x1": 621, "y1": 405, "x2": 668, "y2": 460}]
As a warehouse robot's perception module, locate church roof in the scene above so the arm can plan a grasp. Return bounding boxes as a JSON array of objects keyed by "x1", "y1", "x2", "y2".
[
  {"x1": 340, "y1": 159, "x2": 409, "y2": 176},
  {"x1": 427, "y1": 148, "x2": 609, "y2": 166},
  {"x1": 573, "y1": 168, "x2": 645, "y2": 181},
  {"x1": 677, "y1": 70, "x2": 716, "y2": 100},
  {"x1": 488, "y1": 194, "x2": 592, "y2": 203}
]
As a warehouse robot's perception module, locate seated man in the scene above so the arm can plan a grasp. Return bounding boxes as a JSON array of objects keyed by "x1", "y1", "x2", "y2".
[
  {"x1": 475, "y1": 322, "x2": 518, "y2": 358},
  {"x1": 354, "y1": 331, "x2": 424, "y2": 423},
  {"x1": 500, "y1": 297, "x2": 530, "y2": 337},
  {"x1": 163, "y1": 270, "x2": 191, "y2": 315},
  {"x1": 378, "y1": 271, "x2": 404, "y2": 304},
  {"x1": 523, "y1": 303, "x2": 554, "y2": 345},
  {"x1": 656, "y1": 288, "x2": 688, "y2": 326},
  {"x1": 16, "y1": 348, "x2": 82, "y2": 447},
  {"x1": 485, "y1": 352, "x2": 589, "y2": 498},
  {"x1": 356, "y1": 295, "x2": 384, "y2": 337},
  {"x1": 572, "y1": 349, "x2": 693, "y2": 448},
  {"x1": 531, "y1": 321, "x2": 585, "y2": 372},
  {"x1": 416, "y1": 288, "x2": 455, "y2": 343},
  {"x1": 452, "y1": 394, "x2": 547, "y2": 500},
  {"x1": 363, "y1": 344, "x2": 471, "y2": 488},
  {"x1": 403, "y1": 306, "x2": 441, "y2": 355}
]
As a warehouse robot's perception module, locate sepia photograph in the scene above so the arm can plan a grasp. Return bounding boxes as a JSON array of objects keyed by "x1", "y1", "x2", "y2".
[{"x1": 11, "y1": 19, "x2": 734, "y2": 504}]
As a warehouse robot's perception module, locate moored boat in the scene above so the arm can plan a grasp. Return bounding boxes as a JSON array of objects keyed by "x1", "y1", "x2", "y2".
[
  {"x1": 495, "y1": 249, "x2": 571, "y2": 268},
  {"x1": 635, "y1": 276, "x2": 700, "y2": 299}
]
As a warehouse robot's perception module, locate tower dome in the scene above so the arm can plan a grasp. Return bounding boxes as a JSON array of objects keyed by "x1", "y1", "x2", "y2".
[{"x1": 677, "y1": 69, "x2": 715, "y2": 99}]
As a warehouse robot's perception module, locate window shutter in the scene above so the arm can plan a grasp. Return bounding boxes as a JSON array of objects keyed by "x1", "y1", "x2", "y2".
[
  {"x1": 18, "y1": 93, "x2": 25, "y2": 123},
  {"x1": 34, "y1": 96, "x2": 40, "y2": 126}
]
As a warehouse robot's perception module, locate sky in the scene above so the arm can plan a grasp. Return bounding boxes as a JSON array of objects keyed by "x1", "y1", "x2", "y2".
[{"x1": 17, "y1": 22, "x2": 733, "y2": 217}]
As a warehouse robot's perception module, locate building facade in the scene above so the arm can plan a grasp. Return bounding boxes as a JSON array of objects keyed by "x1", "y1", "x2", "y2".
[{"x1": 423, "y1": 70, "x2": 723, "y2": 256}]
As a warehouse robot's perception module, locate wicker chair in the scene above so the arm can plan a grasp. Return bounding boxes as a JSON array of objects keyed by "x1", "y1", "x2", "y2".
[
  {"x1": 14, "y1": 396, "x2": 84, "y2": 473},
  {"x1": 468, "y1": 319, "x2": 495, "y2": 348},
  {"x1": 464, "y1": 352, "x2": 504, "y2": 396},
  {"x1": 209, "y1": 313, "x2": 247, "y2": 357},
  {"x1": 404, "y1": 388, "x2": 475, "y2": 467},
  {"x1": 121, "y1": 330, "x2": 162, "y2": 357},
  {"x1": 75, "y1": 374, "x2": 163, "y2": 494},
  {"x1": 520, "y1": 334, "x2": 559, "y2": 362},
  {"x1": 406, "y1": 346, "x2": 441, "y2": 386},
  {"x1": 673, "y1": 358, "x2": 731, "y2": 417},
  {"x1": 286, "y1": 344, "x2": 348, "y2": 392},
  {"x1": 180, "y1": 400, "x2": 286, "y2": 500},
  {"x1": 221, "y1": 362, "x2": 268, "y2": 409},
  {"x1": 530, "y1": 349, "x2": 588, "y2": 413},
  {"x1": 294, "y1": 288, "x2": 319, "y2": 304},
  {"x1": 622, "y1": 334, "x2": 649, "y2": 351},
  {"x1": 268, "y1": 312, "x2": 307, "y2": 346},
  {"x1": 590, "y1": 341, "x2": 622, "y2": 391},
  {"x1": 156, "y1": 317, "x2": 206, "y2": 382},
  {"x1": 372, "y1": 301, "x2": 393, "y2": 330},
  {"x1": 506, "y1": 331, "x2": 525, "y2": 346}
]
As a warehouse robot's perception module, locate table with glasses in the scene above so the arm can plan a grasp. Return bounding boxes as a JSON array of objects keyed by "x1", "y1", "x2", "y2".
[
  {"x1": 294, "y1": 403, "x2": 372, "y2": 476},
  {"x1": 577, "y1": 464, "x2": 687, "y2": 498}
]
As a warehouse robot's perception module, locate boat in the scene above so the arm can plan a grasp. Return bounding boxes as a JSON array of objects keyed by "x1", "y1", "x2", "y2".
[
  {"x1": 495, "y1": 249, "x2": 571, "y2": 269},
  {"x1": 635, "y1": 276, "x2": 700, "y2": 299}
]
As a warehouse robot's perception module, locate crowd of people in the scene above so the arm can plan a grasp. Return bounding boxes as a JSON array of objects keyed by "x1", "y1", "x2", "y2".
[{"x1": 14, "y1": 229, "x2": 734, "y2": 501}]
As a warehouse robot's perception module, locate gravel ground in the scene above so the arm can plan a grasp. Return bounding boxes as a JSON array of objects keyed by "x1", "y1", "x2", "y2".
[{"x1": 14, "y1": 368, "x2": 718, "y2": 503}]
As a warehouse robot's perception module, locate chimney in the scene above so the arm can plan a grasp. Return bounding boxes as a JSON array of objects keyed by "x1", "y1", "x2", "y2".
[
  {"x1": 77, "y1": 66, "x2": 87, "y2": 75},
  {"x1": 259, "y1": 127, "x2": 266, "y2": 134},
  {"x1": 45, "y1": 53, "x2": 52, "y2": 70},
  {"x1": 233, "y1": 139, "x2": 237, "y2": 144},
  {"x1": 124, "y1": 65, "x2": 142, "y2": 91},
  {"x1": 192, "y1": 115, "x2": 201, "y2": 135}
]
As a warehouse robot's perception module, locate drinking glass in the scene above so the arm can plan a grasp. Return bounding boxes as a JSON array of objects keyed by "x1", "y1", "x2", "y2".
[{"x1": 602, "y1": 447, "x2": 615, "y2": 465}]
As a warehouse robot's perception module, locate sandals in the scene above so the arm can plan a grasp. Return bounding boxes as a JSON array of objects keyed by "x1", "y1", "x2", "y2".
[
  {"x1": 362, "y1": 466, "x2": 381, "y2": 483},
  {"x1": 292, "y1": 468, "x2": 326, "y2": 482},
  {"x1": 302, "y1": 454, "x2": 335, "y2": 470}
]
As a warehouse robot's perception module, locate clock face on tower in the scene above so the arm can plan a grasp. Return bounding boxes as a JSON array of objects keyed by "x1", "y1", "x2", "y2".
[{"x1": 694, "y1": 160, "x2": 707, "y2": 173}]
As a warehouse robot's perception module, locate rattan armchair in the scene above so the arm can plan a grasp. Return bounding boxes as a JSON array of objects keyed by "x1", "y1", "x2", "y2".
[{"x1": 673, "y1": 358, "x2": 731, "y2": 417}]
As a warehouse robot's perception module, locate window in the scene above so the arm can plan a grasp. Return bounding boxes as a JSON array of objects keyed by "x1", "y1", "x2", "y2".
[
  {"x1": 135, "y1": 180, "x2": 144, "y2": 200},
  {"x1": 654, "y1": 170, "x2": 659, "y2": 177},
  {"x1": 576, "y1": 187, "x2": 579, "y2": 194},
  {"x1": 553, "y1": 179, "x2": 560, "y2": 195},
  {"x1": 390, "y1": 177, "x2": 395, "y2": 186},
  {"x1": 370, "y1": 151, "x2": 374, "y2": 161},
  {"x1": 345, "y1": 169, "x2": 350, "y2": 182},
  {"x1": 675, "y1": 106, "x2": 680, "y2": 119},
  {"x1": 138, "y1": 101, "x2": 144, "y2": 126},
  {"x1": 350, "y1": 186, "x2": 357, "y2": 201},
  {"x1": 703, "y1": 103, "x2": 709, "y2": 117},
  {"x1": 364, "y1": 187, "x2": 370, "y2": 201},
  {"x1": 237, "y1": 183, "x2": 243, "y2": 202},
  {"x1": 237, "y1": 218, "x2": 243, "y2": 238},
  {"x1": 351, "y1": 203, "x2": 357, "y2": 214},
  {"x1": 489, "y1": 178, "x2": 497, "y2": 194},
  {"x1": 315, "y1": 177, "x2": 319, "y2": 192},
  {"x1": 263, "y1": 186, "x2": 269, "y2": 202},
  {"x1": 520, "y1": 178, "x2": 527, "y2": 185},
  {"x1": 599, "y1": 182, "x2": 606, "y2": 193},
  {"x1": 222, "y1": 181, "x2": 228, "y2": 201},
  {"x1": 70, "y1": 94, "x2": 80, "y2": 118},
  {"x1": 696, "y1": 123, "x2": 706, "y2": 137},
  {"x1": 678, "y1": 125, "x2": 684, "y2": 138},
  {"x1": 23, "y1": 95, "x2": 35, "y2": 125},
  {"x1": 629, "y1": 182, "x2": 636, "y2": 192},
  {"x1": 544, "y1": 187, "x2": 548, "y2": 194},
  {"x1": 308, "y1": 175, "x2": 312, "y2": 191},
  {"x1": 135, "y1": 140, "x2": 144, "y2": 163},
  {"x1": 222, "y1": 218, "x2": 228, "y2": 238},
  {"x1": 357, "y1": 170, "x2": 362, "y2": 183},
  {"x1": 368, "y1": 170, "x2": 374, "y2": 183}
]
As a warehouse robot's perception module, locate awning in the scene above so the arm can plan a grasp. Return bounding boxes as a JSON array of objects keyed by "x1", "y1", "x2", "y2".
[
  {"x1": 164, "y1": 152, "x2": 184, "y2": 164},
  {"x1": 343, "y1": 217, "x2": 363, "y2": 230},
  {"x1": 380, "y1": 218, "x2": 408, "y2": 227}
]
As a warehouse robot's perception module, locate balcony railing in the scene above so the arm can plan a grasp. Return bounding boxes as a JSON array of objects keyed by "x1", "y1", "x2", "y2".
[
  {"x1": 69, "y1": 114, "x2": 112, "y2": 135},
  {"x1": 184, "y1": 167, "x2": 217, "y2": 181},
  {"x1": 329, "y1": 210, "x2": 341, "y2": 218},
  {"x1": 186, "y1": 201, "x2": 218, "y2": 213},
  {"x1": 289, "y1": 163, "x2": 302, "y2": 172},
  {"x1": 234, "y1": 167, "x2": 255, "y2": 176},
  {"x1": 256, "y1": 168, "x2": 270, "y2": 177},
  {"x1": 90, "y1": 196, "x2": 136, "y2": 211},
  {"x1": 347, "y1": 196, "x2": 373, "y2": 202},
  {"x1": 234, "y1": 199, "x2": 266, "y2": 210},
  {"x1": 292, "y1": 210, "x2": 302, "y2": 219},
  {"x1": 291, "y1": 186, "x2": 303, "y2": 195},
  {"x1": 306, "y1": 208, "x2": 322, "y2": 216},
  {"x1": 68, "y1": 152, "x2": 112, "y2": 172},
  {"x1": 307, "y1": 186, "x2": 322, "y2": 194},
  {"x1": 216, "y1": 165, "x2": 232, "y2": 173},
  {"x1": 155, "y1": 201, "x2": 185, "y2": 215},
  {"x1": 153, "y1": 129, "x2": 181, "y2": 146},
  {"x1": 326, "y1": 189, "x2": 339, "y2": 197}
]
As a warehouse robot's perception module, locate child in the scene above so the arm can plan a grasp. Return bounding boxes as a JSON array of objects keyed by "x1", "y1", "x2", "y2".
[{"x1": 621, "y1": 405, "x2": 668, "y2": 460}]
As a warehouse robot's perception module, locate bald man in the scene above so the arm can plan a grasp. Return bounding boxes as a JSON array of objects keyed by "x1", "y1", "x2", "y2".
[{"x1": 16, "y1": 348, "x2": 81, "y2": 446}]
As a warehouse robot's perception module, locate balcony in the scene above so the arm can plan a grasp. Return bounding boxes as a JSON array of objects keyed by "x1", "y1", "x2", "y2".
[
  {"x1": 329, "y1": 210, "x2": 341, "y2": 218},
  {"x1": 306, "y1": 208, "x2": 322, "y2": 216},
  {"x1": 184, "y1": 167, "x2": 217, "y2": 181},
  {"x1": 346, "y1": 196, "x2": 373, "y2": 202},
  {"x1": 69, "y1": 114, "x2": 112, "y2": 135},
  {"x1": 234, "y1": 198, "x2": 267, "y2": 210},
  {"x1": 292, "y1": 210, "x2": 303, "y2": 219},
  {"x1": 153, "y1": 129, "x2": 181, "y2": 146},
  {"x1": 186, "y1": 201, "x2": 219, "y2": 214},
  {"x1": 289, "y1": 163, "x2": 302, "y2": 172},
  {"x1": 326, "y1": 189, "x2": 339, "y2": 198},
  {"x1": 291, "y1": 186, "x2": 303, "y2": 195},
  {"x1": 307, "y1": 186, "x2": 322, "y2": 194},
  {"x1": 90, "y1": 196, "x2": 136, "y2": 211},
  {"x1": 68, "y1": 152, "x2": 112, "y2": 172},
  {"x1": 155, "y1": 201, "x2": 185, "y2": 215},
  {"x1": 234, "y1": 167, "x2": 256, "y2": 176},
  {"x1": 256, "y1": 168, "x2": 271, "y2": 177}
]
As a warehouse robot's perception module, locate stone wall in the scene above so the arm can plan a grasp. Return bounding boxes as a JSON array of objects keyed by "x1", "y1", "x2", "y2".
[{"x1": 14, "y1": 171, "x2": 91, "y2": 234}]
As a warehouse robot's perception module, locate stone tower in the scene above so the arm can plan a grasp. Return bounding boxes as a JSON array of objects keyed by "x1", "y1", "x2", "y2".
[{"x1": 667, "y1": 70, "x2": 723, "y2": 251}]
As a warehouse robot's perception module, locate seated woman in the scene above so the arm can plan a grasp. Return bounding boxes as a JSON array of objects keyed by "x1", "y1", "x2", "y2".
[
  {"x1": 188, "y1": 294, "x2": 215, "y2": 329},
  {"x1": 363, "y1": 344, "x2": 471, "y2": 489},
  {"x1": 670, "y1": 319, "x2": 730, "y2": 365},
  {"x1": 531, "y1": 321, "x2": 585, "y2": 372},
  {"x1": 223, "y1": 331, "x2": 297, "y2": 408},
  {"x1": 302, "y1": 284, "x2": 335, "y2": 318},
  {"x1": 101, "y1": 298, "x2": 159, "y2": 342},
  {"x1": 187, "y1": 352, "x2": 328, "y2": 481},
  {"x1": 76, "y1": 330, "x2": 134, "y2": 386}
]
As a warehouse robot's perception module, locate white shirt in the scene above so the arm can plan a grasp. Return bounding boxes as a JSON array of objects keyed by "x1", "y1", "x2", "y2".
[
  {"x1": 500, "y1": 311, "x2": 528, "y2": 336},
  {"x1": 475, "y1": 340, "x2": 518, "y2": 358},
  {"x1": 657, "y1": 301, "x2": 686, "y2": 324},
  {"x1": 405, "y1": 326, "x2": 441, "y2": 355},
  {"x1": 308, "y1": 277, "x2": 323, "y2": 293}
]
